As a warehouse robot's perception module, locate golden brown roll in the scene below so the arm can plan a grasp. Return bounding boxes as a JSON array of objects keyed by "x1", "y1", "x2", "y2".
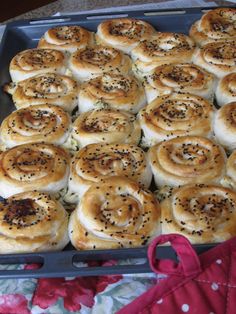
[
  {"x1": 96, "y1": 18, "x2": 156, "y2": 54},
  {"x1": 222, "y1": 150, "x2": 236, "y2": 190},
  {"x1": 216, "y1": 73, "x2": 236, "y2": 107},
  {"x1": 161, "y1": 184, "x2": 236, "y2": 244},
  {"x1": 78, "y1": 73, "x2": 146, "y2": 113},
  {"x1": 148, "y1": 136, "x2": 226, "y2": 188},
  {"x1": 0, "y1": 191, "x2": 69, "y2": 253},
  {"x1": 69, "y1": 176, "x2": 161, "y2": 250},
  {"x1": 139, "y1": 93, "x2": 215, "y2": 147},
  {"x1": 193, "y1": 41, "x2": 236, "y2": 78},
  {"x1": 131, "y1": 32, "x2": 196, "y2": 76},
  {"x1": 68, "y1": 45, "x2": 132, "y2": 82},
  {"x1": 38, "y1": 25, "x2": 94, "y2": 53},
  {"x1": 69, "y1": 108, "x2": 141, "y2": 148},
  {"x1": 9, "y1": 49, "x2": 67, "y2": 82},
  {"x1": 213, "y1": 102, "x2": 236, "y2": 151},
  {"x1": 144, "y1": 63, "x2": 215, "y2": 103},
  {"x1": 0, "y1": 143, "x2": 70, "y2": 198},
  {"x1": 189, "y1": 8, "x2": 236, "y2": 46},
  {"x1": 5, "y1": 73, "x2": 79, "y2": 113},
  {"x1": 68, "y1": 143, "x2": 152, "y2": 199},
  {"x1": 0, "y1": 104, "x2": 71, "y2": 149}
]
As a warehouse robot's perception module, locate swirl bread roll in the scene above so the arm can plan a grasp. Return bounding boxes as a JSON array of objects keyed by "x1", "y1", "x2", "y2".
[
  {"x1": 222, "y1": 150, "x2": 236, "y2": 190},
  {"x1": 161, "y1": 184, "x2": 236, "y2": 244},
  {"x1": 4, "y1": 73, "x2": 79, "y2": 113},
  {"x1": 213, "y1": 102, "x2": 236, "y2": 151},
  {"x1": 131, "y1": 32, "x2": 196, "y2": 76},
  {"x1": 148, "y1": 136, "x2": 226, "y2": 188},
  {"x1": 189, "y1": 8, "x2": 236, "y2": 46},
  {"x1": 78, "y1": 73, "x2": 146, "y2": 113},
  {"x1": 216, "y1": 73, "x2": 236, "y2": 107},
  {"x1": 0, "y1": 143, "x2": 70, "y2": 198},
  {"x1": 9, "y1": 49, "x2": 67, "y2": 82},
  {"x1": 69, "y1": 176, "x2": 161, "y2": 250},
  {"x1": 193, "y1": 41, "x2": 236, "y2": 78},
  {"x1": 69, "y1": 45, "x2": 132, "y2": 82},
  {"x1": 0, "y1": 191, "x2": 69, "y2": 253},
  {"x1": 0, "y1": 104, "x2": 71, "y2": 149},
  {"x1": 38, "y1": 25, "x2": 94, "y2": 53},
  {"x1": 139, "y1": 93, "x2": 215, "y2": 147},
  {"x1": 96, "y1": 18, "x2": 156, "y2": 54},
  {"x1": 70, "y1": 108, "x2": 141, "y2": 148},
  {"x1": 144, "y1": 63, "x2": 215, "y2": 103},
  {"x1": 68, "y1": 143, "x2": 152, "y2": 199}
]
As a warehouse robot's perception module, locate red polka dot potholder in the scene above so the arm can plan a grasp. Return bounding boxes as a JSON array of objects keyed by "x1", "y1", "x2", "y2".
[{"x1": 117, "y1": 234, "x2": 236, "y2": 314}]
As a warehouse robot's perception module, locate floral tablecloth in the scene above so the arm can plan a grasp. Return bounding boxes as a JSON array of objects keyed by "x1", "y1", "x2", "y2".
[{"x1": 0, "y1": 261, "x2": 159, "y2": 314}]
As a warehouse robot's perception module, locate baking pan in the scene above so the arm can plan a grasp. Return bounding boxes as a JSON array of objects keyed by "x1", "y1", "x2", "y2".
[{"x1": 0, "y1": 6, "x2": 226, "y2": 278}]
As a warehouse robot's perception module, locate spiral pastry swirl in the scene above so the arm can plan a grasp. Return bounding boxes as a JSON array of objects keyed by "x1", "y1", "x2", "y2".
[
  {"x1": 193, "y1": 41, "x2": 236, "y2": 78},
  {"x1": 144, "y1": 63, "x2": 215, "y2": 103},
  {"x1": 69, "y1": 176, "x2": 161, "y2": 249},
  {"x1": 69, "y1": 45, "x2": 132, "y2": 82},
  {"x1": 161, "y1": 184, "x2": 236, "y2": 244},
  {"x1": 139, "y1": 93, "x2": 214, "y2": 146},
  {"x1": 78, "y1": 73, "x2": 146, "y2": 113},
  {"x1": 216, "y1": 73, "x2": 236, "y2": 107},
  {"x1": 9, "y1": 49, "x2": 66, "y2": 82},
  {"x1": 5, "y1": 73, "x2": 79, "y2": 112},
  {"x1": 70, "y1": 108, "x2": 141, "y2": 148},
  {"x1": 38, "y1": 25, "x2": 94, "y2": 53},
  {"x1": 0, "y1": 191, "x2": 69, "y2": 253},
  {"x1": 0, "y1": 143, "x2": 70, "y2": 198},
  {"x1": 189, "y1": 8, "x2": 236, "y2": 46},
  {"x1": 131, "y1": 32, "x2": 196, "y2": 75},
  {"x1": 96, "y1": 18, "x2": 156, "y2": 54},
  {"x1": 68, "y1": 143, "x2": 152, "y2": 199},
  {"x1": 213, "y1": 102, "x2": 236, "y2": 151},
  {"x1": 0, "y1": 104, "x2": 71, "y2": 148},
  {"x1": 148, "y1": 136, "x2": 226, "y2": 188}
]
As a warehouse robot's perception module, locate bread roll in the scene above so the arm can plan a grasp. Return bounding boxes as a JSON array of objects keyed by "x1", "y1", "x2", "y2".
[
  {"x1": 148, "y1": 136, "x2": 226, "y2": 188},
  {"x1": 5, "y1": 73, "x2": 79, "y2": 113},
  {"x1": 161, "y1": 184, "x2": 236, "y2": 243},
  {"x1": 68, "y1": 143, "x2": 152, "y2": 199},
  {"x1": 189, "y1": 8, "x2": 236, "y2": 46},
  {"x1": 0, "y1": 104, "x2": 71, "y2": 148},
  {"x1": 70, "y1": 108, "x2": 141, "y2": 148},
  {"x1": 213, "y1": 102, "x2": 236, "y2": 151},
  {"x1": 216, "y1": 73, "x2": 236, "y2": 107},
  {"x1": 131, "y1": 32, "x2": 196, "y2": 76},
  {"x1": 139, "y1": 93, "x2": 215, "y2": 146},
  {"x1": 78, "y1": 73, "x2": 146, "y2": 113},
  {"x1": 9, "y1": 49, "x2": 66, "y2": 82},
  {"x1": 144, "y1": 63, "x2": 215, "y2": 103},
  {"x1": 96, "y1": 18, "x2": 156, "y2": 54},
  {"x1": 222, "y1": 150, "x2": 236, "y2": 190},
  {"x1": 0, "y1": 191, "x2": 69, "y2": 253},
  {"x1": 193, "y1": 41, "x2": 236, "y2": 78},
  {"x1": 69, "y1": 45, "x2": 132, "y2": 82},
  {"x1": 38, "y1": 25, "x2": 94, "y2": 53},
  {"x1": 0, "y1": 143, "x2": 70, "y2": 198},
  {"x1": 69, "y1": 176, "x2": 161, "y2": 250}
]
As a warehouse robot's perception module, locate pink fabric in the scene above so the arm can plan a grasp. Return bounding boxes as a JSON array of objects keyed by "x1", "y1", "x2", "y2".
[{"x1": 118, "y1": 234, "x2": 236, "y2": 314}]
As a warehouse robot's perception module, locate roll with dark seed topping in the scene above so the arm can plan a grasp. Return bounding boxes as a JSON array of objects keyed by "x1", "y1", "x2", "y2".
[
  {"x1": 69, "y1": 176, "x2": 161, "y2": 249},
  {"x1": 0, "y1": 104, "x2": 71, "y2": 148},
  {"x1": 0, "y1": 143, "x2": 70, "y2": 198},
  {"x1": 38, "y1": 25, "x2": 94, "y2": 53},
  {"x1": 68, "y1": 143, "x2": 152, "y2": 200},
  {"x1": 161, "y1": 184, "x2": 236, "y2": 243},
  {"x1": 216, "y1": 73, "x2": 236, "y2": 107},
  {"x1": 0, "y1": 191, "x2": 69, "y2": 253},
  {"x1": 96, "y1": 18, "x2": 156, "y2": 54},
  {"x1": 9, "y1": 49, "x2": 67, "y2": 82}
]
